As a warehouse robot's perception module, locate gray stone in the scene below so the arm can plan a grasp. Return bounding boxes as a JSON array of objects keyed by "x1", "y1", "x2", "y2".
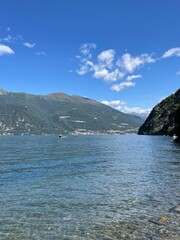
[{"x1": 172, "y1": 205, "x2": 180, "y2": 213}]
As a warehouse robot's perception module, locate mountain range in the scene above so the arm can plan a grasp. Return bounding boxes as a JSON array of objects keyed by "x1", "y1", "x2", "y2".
[{"x1": 0, "y1": 89, "x2": 143, "y2": 135}]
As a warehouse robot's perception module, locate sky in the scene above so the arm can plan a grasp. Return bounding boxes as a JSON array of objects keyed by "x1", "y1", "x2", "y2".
[{"x1": 0, "y1": 0, "x2": 180, "y2": 117}]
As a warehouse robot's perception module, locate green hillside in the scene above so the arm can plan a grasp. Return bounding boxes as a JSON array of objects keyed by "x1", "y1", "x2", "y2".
[
  {"x1": 0, "y1": 89, "x2": 143, "y2": 135},
  {"x1": 138, "y1": 88, "x2": 180, "y2": 136}
]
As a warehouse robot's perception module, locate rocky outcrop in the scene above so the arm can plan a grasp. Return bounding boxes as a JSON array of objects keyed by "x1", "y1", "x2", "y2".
[{"x1": 138, "y1": 89, "x2": 180, "y2": 136}]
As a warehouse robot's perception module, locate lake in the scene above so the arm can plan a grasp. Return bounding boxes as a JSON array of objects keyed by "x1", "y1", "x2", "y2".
[{"x1": 0, "y1": 135, "x2": 179, "y2": 239}]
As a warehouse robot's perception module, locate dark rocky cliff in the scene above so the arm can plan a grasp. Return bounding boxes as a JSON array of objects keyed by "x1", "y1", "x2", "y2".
[{"x1": 138, "y1": 89, "x2": 180, "y2": 136}]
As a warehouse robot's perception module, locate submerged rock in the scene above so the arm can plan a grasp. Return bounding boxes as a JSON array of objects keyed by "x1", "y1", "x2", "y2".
[
  {"x1": 172, "y1": 205, "x2": 180, "y2": 214},
  {"x1": 158, "y1": 215, "x2": 168, "y2": 222}
]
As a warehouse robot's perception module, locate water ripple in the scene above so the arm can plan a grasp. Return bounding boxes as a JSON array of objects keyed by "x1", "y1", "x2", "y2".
[{"x1": 0, "y1": 135, "x2": 179, "y2": 239}]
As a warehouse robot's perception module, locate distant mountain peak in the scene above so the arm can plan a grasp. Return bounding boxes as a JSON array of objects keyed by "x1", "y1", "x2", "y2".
[{"x1": 0, "y1": 89, "x2": 8, "y2": 95}]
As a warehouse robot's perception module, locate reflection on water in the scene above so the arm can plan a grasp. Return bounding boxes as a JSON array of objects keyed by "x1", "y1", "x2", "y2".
[{"x1": 0, "y1": 135, "x2": 179, "y2": 239}]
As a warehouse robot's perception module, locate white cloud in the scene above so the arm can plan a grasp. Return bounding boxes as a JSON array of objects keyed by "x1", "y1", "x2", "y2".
[
  {"x1": 176, "y1": 70, "x2": 180, "y2": 75},
  {"x1": 127, "y1": 74, "x2": 142, "y2": 81},
  {"x1": 93, "y1": 67, "x2": 124, "y2": 82},
  {"x1": 77, "y1": 46, "x2": 124, "y2": 82},
  {"x1": 80, "y1": 43, "x2": 96, "y2": 57},
  {"x1": 93, "y1": 50, "x2": 125, "y2": 82},
  {"x1": 93, "y1": 67, "x2": 109, "y2": 79},
  {"x1": 111, "y1": 81, "x2": 135, "y2": 92},
  {"x1": 76, "y1": 43, "x2": 97, "y2": 75},
  {"x1": 0, "y1": 44, "x2": 14, "y2": 56},
  {"x1": 76, "y1": 64, "x2": 89, "y2": 75},
  {"x1": 101, "y1": 100, "x2": 126, "y2": 109},
  {"x1": 76, "y1": 60, "x2": 94, "y2": 75},
  {"x1": 6, "y1": 27, "x2": 11, "y2": 32},
  {"x1": 76, "y1": 44, "x2": 157, "y2": 91},
  {"x1": 123, "y1": 106, "x2": 151, "y2": 118},
  {"x1": 0, "y1": 34, "x2": 23, "y2": 43},
  {"x1": 101, "y1": 100, "x2": 151, "y2": 118},
  {"x1": 23, "y1": 42, "x2": 36, "y2": 48},
  {"x1": 162, "y1": 47, "x2": 180, "y2": 58},
  {"x1": 36, "y1": 51, "x2": 46, "y2": 56},
  {"x1": 16, "y1": 34, "x2": 24, "y2": 41},
  {"x1": 117, "y1": 53, "x2": 155, "y2": 73},
  {"x1": 0, "y1": 34, "x2": 17, "y2": 43},
  {"x1": 97, "y1": 49, "x2": 115, "y2": 69}
]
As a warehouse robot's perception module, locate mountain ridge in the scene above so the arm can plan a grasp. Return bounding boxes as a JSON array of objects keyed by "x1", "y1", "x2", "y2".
[{"x1": 0, "y1": 89, "x2": 143, "y2": 136}]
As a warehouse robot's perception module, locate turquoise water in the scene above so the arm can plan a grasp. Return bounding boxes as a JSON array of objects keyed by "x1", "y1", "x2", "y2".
[{"x1": 0, "y1": 135, "x2": 179, "y2": 239}]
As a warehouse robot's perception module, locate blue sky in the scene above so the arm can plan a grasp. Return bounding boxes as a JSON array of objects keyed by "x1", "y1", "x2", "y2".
[{"x1": 0, "y1": 0, "x2": 179, "y2": 116}]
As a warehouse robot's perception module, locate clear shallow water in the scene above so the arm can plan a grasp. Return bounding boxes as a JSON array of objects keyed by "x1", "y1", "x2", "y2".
[{"x1": 0, "y1": 135, "x2": 179, "y2": 240}]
